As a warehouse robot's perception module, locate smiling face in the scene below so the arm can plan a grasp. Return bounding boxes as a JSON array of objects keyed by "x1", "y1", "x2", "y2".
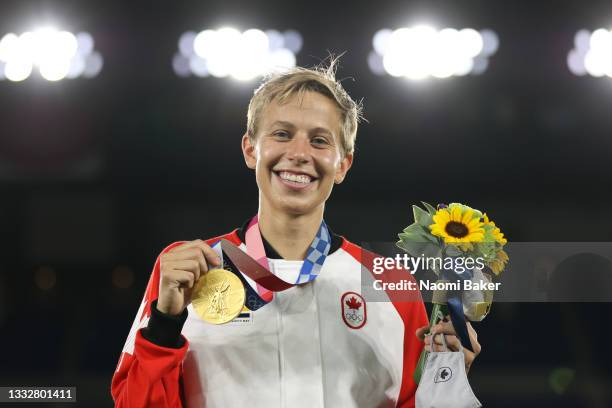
[{"x1": 242, "y1": 91, "x2": 353, "y2": 216}]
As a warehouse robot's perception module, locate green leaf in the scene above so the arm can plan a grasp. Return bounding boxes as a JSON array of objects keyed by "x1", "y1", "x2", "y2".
[
  {"x1": 413, "y1": 205, "x2": 433, "y2": 228},
  {"x1": 403, "y1": 223, "x2": 423, "y2": 234},
  {"x1": 421, "y1": 201, "x2": 437, "y2": 215},
  {"x1": 399, "y1": 228, "x2": 430, "y2": 243},
  {"x1": 397, "y1": 239, "x2": 439, "y2": 258},
  {"x1": 444, "y1": 245, "x2": 463, "y2": 257}
]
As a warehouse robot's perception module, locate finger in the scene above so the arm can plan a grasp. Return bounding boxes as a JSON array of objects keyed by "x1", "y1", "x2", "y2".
[
  {"x1": 428, "y1": 341, "x2": 446, "y2": 352},
  {"x1": 165, "y1": 269, "x2": 196, "y2": 288},
  {"x1": 435, "y1": 320, "x2": 481, "y2": 355},
  {"x1": 431, "y1": 333, "x2": 448, "y2": 346},
  {"x1": 431, "y1": 319, "x2": 457, "y2": 336},
  {"x1": 166, "y1": 260, "x2": 200, "y2": 283},
  {"x1": 425, "y1": 334, "x2": 441, "y2": 352},
  {"x1": 430, "y1": 333, "x2": 456, "y2": 346},
  {"x1": 196, "y1": 241, "x2": 222, "y2": 268},
  {"x1": 167, "y1": 249, "x2": 207, "y2": 278},
  {"x1": 466, "y1": 321, "x2": 482, "y2": 356},
  {"x1": 169, "y1": 241, "x2": 222, "y2": 267},
  {"x1": 415, "y1": 326, "x2": 429, "y2": 341},
  {"x1": 168, "y1": 240, "x2": 202, "y2": 253},
  {"x1": 442, "y1": 334, "x2": 462, "y2": 351},
  {"x1": 433, "y1": 342, "x2": 446, "y2": 352}
]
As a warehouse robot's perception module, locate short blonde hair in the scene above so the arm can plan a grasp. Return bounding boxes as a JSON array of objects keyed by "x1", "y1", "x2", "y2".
[{"x1": 246, "y1": 59, "x2": 363, "y2": 156}]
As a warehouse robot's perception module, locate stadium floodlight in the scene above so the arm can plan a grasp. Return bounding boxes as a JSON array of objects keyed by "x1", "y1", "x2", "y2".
[
  {"x1": 568, "y1": 28, "x2": 612, "y2": 77},
  {"x1": 0, "y1": 27, "x2": 102, "y2": 82},
  {"x1": 174, "y1": 27, "x2": 302, "y2": 81},
  {"x1": 369, "y1": 25, "x2": 499, "y2": 80}
]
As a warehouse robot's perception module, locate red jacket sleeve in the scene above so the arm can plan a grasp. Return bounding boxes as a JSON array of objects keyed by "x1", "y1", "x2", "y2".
[
  {"x1": 111, "y1": 242, "x2": 189, "y2": 408},
  {"x1": 111, "y1": 232, "x2": 240, "y2": 407}
]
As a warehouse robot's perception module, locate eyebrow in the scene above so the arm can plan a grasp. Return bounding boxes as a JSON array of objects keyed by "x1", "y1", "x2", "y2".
[
  {"x1": 269, "y1": 121, "x2": 334, "y2": 137},
  {"x1": 270, "y1": 120, "x2": 296, "y2": 129}
]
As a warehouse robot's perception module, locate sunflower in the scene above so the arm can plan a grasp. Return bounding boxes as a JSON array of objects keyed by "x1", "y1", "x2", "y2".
[
  {"x1": 430, "y1": 204, "x2": 485, "y2": 243},
  {"x1": 482, "y1": 213, "x2": 508, "y2": 245}
]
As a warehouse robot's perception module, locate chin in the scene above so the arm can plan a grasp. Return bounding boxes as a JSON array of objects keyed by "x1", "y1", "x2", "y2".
[{"x1": 274, "y1": 196, "x2": 323, "y2": 216}]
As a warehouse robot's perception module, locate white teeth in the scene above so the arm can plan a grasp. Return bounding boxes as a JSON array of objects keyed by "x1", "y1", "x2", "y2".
[{"x1": 279, "y1": 171, "x2": 312, "y2": 184}]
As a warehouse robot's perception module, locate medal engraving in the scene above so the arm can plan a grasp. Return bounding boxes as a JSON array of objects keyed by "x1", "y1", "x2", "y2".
[{"x1": 192, "y1": 269, "x2": 246, "y2": 324}]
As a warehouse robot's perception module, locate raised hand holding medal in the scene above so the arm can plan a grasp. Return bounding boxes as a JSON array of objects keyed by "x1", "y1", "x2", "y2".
[
  {"x1": 157, "y1": 239, "x2": 222, "y2": 316},
  {"x1": 190, "y1": 214, "x2": 331, "y2": 324}
]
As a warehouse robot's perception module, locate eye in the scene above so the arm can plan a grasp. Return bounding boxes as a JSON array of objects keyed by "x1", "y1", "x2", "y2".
[
  {"x1": 273, "y1": 130, "x2": 290, "y2": 139},
  {"x1": 312, "y1": 136, "x2": 331, "y2": 146}
]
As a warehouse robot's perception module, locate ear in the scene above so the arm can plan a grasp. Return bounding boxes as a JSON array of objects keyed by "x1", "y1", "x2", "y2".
[
  {"x1": 334, "y1": 153, "x2": 353, "y2": 184},
  {"x1": 241, "y1": 133, "x2": 257, "y2": 170}
]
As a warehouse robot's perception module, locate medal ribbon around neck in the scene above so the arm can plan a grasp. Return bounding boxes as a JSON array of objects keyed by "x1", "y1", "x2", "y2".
[{"x1": 220, "y1": 214, "x2": 332, "y2": 311}]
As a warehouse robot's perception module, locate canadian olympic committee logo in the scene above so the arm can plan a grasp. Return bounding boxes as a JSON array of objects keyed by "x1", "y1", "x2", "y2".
[
  {"x1": 434, "y1": 366, "x2": 453, "y2": 383},
  {"x1": 341, "y1": 292, "x2": 367, "y2": 329}
]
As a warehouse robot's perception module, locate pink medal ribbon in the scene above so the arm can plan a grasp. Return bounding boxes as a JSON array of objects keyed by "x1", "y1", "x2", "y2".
[
  {"x1": 219, "y1": 214, "x2": 331, "y2": 310},
  {"x1": 245, "y1": 215, "x2": 274, "y2": 301}
]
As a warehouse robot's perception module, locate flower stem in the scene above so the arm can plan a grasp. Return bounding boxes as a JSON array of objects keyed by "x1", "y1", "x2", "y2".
[{"x1": 414, "y1": 302, "x2": 448, "y2": 384}]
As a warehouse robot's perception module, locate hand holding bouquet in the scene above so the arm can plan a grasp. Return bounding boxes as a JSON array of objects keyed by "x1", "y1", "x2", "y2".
[{"x1": 397, "y1": 202, "x2": 508, "y2": 383}]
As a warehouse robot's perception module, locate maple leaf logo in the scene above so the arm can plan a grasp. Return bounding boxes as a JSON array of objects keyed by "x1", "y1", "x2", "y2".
[{"x1": 346, "y1": 296, "x2": 362, "y2": 310}]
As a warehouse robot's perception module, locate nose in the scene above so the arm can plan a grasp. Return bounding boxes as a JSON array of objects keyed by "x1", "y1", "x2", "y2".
[{"x1": 286, "y1": 133, "x2": 311, "y2": 164}]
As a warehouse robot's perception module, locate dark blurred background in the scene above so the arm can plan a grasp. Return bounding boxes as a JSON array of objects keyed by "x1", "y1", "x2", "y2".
[{"x1": 1, "y1": 0, "x2": 611, "y2": 406}]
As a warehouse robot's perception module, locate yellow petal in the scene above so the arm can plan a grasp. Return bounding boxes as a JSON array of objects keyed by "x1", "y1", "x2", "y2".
[
  {"x1": 467, "y1": 218, "x2": 482, "y2": 228},
  {"x1": 433, "y1": 209, "x2": 450, "y2": 224},
  {"x1": 461, "y1": 209, "x2": 474, "y2": 225},
  {"x1": 451, "y1": 206, "x2": 462, "y2": 222},
  {"x1": 498, "y1": 250, "x2": 509, "y2": 262},
  {"x1": 467, "y1": 232, "x2": 484, "y2": 242}
]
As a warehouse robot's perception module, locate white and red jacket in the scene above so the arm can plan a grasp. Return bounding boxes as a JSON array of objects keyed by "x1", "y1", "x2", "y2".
[{"x1": 112, "y1": 228, "x2": 428, "y2": 407}]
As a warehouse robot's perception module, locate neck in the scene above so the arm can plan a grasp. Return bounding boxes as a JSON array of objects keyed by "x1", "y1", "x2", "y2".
[{"x1": 257, "y1": 203, "x2": 324, "y2": 261}]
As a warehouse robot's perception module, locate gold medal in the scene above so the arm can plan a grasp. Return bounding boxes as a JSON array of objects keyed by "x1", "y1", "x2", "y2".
[{"x1": 191, "y1": 268, "x2": 246, "y2": 324}]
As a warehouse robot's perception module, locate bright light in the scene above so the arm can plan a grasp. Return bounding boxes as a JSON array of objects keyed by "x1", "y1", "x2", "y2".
[
  {"x1": 373, "y1": 29, "x2": 392, "y2": 55},
  {"x1": 76, "y1": 32, "x2": 94, "y2": 56},
  {"x1": 266, "y1": 30, "x2": 284, "y2": 51},
  {"x1": 189, "y1": 54, "x2": 209, "y2": 77},
  {"x1": 370, "y1": 25, "x2": 498, "y2": 80},
  {"x1": 39, "y1": 57, "x2": 71, "y2": 81},
  {"x1": 458, "y1": 28, "x2": 483, "y2": 57},
  {"x1": 66, "y1": 55, "x2": 86, "y2": 78},
  {"x1": 367, "y1": 50, "x2": 385, "y2": 75},
  {"x1": 173, "y1": 53, "x2": 191, "y2": 77},
  {"x1": 568, "y1": 28, "x2": 612, "y2": 78},
  {"x1": 590, "y1": 29, "x2": 611, "y2": 50},
  {"x1": 82, "y1": 51, "x2": 103, "y2": 78},
  {"x1": 268, "y1": 49, "x2": 296, "y2": 73},
  {"x1": 177, "y1": 27, "x2": 300, "y2": 80},
  {"x1": 179, "y1": 31, "x2": 197, "y2": 57},
  {"x1": 242, "y1": 29, "x2": 268, "y2": 52},
  {"x1": 0, "y1": 28, "x2": 101, "y2": 82},
  {"x1": 480, "y1": 29, "x2": 499, "y2": 56},
  {"x1": 0, "y1": 33, "x2": 19, "y2": 62},
  {"x1": 4, "y1": 57, "x2": 32, "y2": 81},
  {"x1": 283, "y1": 30, "x2": 302, "y2": 53},
  {"x1": 193, "y1": 30, "x2": 218, "y2": 59}
]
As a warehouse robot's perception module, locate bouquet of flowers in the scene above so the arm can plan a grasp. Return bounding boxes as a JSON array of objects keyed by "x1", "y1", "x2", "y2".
[{"x1": 396, "y1": 202, "x2": 508, "y2": 384}]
